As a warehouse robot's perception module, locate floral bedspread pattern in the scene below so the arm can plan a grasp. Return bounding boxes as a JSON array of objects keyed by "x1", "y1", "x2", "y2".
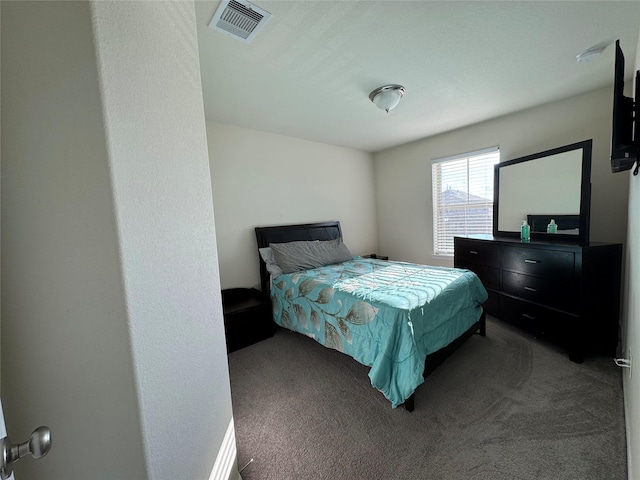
[{"x1": 270, "y1": 258, "x2": 488, "y2": 407}]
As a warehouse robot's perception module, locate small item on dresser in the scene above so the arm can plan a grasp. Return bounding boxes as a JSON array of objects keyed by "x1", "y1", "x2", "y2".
[
  {"x1": 521, "y1": 220, "x2": 530, "y2": 243},
  {"x1": 547, "y1": 219, "x2": 558, "y2": 234}
]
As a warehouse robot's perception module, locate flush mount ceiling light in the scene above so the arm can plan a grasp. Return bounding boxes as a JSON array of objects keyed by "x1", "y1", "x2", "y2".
[
  {"x1": 576, "y1": 45, "x2": 607, "y2": 63},
  {"x1": 369, "y1": 84, "x2": 406, "y2": 113}
]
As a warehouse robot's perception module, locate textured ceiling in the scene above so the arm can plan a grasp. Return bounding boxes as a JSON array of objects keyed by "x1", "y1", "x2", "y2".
[{"x1": 195, "y1": 1, "x2": 640, "y2": 153}]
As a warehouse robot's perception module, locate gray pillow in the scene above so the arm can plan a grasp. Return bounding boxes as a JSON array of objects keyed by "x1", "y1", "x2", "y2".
[
  {"x1": 269, "y1": 239, "x2": 353, "y2": 274},
  {"x1": 259, "y1": 247, "x2": 284, "y2": 278}
]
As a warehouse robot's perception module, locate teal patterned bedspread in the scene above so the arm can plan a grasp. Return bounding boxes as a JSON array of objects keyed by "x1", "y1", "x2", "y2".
[{"x1": 270, "y1": 257, "x2": 488, "y2": 408}]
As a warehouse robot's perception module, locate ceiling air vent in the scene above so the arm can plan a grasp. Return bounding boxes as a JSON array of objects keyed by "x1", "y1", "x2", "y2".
[{"x1": 208, "y1": 0, "x2": 271, "y2": 44}]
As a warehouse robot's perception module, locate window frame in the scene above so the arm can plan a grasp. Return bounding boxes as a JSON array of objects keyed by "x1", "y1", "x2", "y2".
[{"x1": 431, "y1": 147, "x2": 500, "y2": 256}]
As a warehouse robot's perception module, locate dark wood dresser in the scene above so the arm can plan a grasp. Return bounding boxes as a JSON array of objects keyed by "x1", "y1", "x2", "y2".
[{"x1": 454, "y1": 235, "x2": 622, "y2": 362}]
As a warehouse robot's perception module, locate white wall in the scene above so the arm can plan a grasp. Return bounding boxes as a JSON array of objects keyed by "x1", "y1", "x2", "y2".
[
  {"x1": 1, "y1": 2, "x2": 234, "y2": 479},
  {"x1": 206, "y1": 122, "x2": 377, "y2": 290},
  {"x1": 0, "y1": 0, "x2": 3, "y2": 381},
  {"x1": 91, "y1": 3, "x2": 234, "y2": 479},
  {"x1": 1, "y1": 2, "x2": 146, "y2": 477},
  {"x1": 622, "y1": 31, "x2": 640, "y2": 480},
  {"x1": 373, "y1": 87, "x2": 629, "y2": 267}
]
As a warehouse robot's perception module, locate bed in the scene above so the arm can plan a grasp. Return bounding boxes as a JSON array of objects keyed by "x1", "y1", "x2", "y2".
[{"x1": 255, "y1": 221, "x2": 487, "y2": 411}]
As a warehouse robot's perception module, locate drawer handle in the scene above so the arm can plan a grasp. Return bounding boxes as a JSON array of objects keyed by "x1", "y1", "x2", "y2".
[
  {"x1": 524, "y1": 286, "x2": 537, "y2": 292},
  {"x1": 524, "y1": 259, "x2": 539, "y2": 264},
  {"x1": 469, "y1": 250, "x2": 478, "y2": 255},
  {"x1": 522, "y1": 313, "x2": 536, "y2": 320}
]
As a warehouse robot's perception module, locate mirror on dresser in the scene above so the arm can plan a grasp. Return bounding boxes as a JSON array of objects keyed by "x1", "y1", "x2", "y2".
[{"x1": 493, "y1": 139, "x2": 592, "y2": 244}]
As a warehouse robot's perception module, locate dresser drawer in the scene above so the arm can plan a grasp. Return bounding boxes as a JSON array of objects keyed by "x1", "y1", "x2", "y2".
[
  {"x1": 460, "y1": 264, "x2": 500, "y2": 291},
  {"x1": 455, "y1": 238, "x2": 500, "y2": 267},
  {"x1": 498, "y1": 294, "x2": 577, "y2": 342},
  {"x1": 502, "y1": 271, "x2": 578, "y2": 313},
  {"x1": 501, "y1": 246, "x2": 575, "y2": 280}
]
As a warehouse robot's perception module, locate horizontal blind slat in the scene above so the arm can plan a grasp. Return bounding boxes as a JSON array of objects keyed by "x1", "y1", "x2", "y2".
[{"x1": 432, "y1": 149, "x2": 499, "y2": 254}]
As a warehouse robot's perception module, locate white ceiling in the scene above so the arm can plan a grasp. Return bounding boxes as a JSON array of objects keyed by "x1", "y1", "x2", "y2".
[{"x1": 195, "y1": 1, "x2": 640, "y2": 153}]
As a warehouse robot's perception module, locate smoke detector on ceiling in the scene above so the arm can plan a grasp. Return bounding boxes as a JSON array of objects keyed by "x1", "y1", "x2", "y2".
[{"x1": 208, "y1": 0, "x2": 271, "y2": 44}]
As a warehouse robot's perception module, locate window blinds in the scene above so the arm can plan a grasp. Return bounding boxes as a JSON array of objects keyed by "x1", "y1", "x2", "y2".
[{"x1": 432, "y1": 148, "x2": 499, "y2": 255}]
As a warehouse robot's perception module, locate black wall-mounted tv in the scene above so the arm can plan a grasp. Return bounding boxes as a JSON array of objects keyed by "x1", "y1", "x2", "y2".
[{"x1": 611, "y1": 40, "x2": 639, "y2": 174}]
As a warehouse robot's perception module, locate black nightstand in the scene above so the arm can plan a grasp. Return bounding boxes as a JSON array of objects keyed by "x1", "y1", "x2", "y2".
[
  {"x1": 221, "y1": 288, "x2": 274, "y2": 353},
  {"x1": 363, "y1": 253, "x2": 389, "y2": 260}
]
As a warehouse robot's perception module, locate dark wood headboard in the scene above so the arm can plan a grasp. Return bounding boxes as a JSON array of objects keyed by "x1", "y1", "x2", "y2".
[{"x1": 254, "y1": 221, "x2": 343, "y2": 297}]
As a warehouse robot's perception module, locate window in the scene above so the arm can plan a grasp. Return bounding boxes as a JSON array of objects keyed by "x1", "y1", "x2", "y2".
[{"x1": 432, "y1": 147, "x2": 500, "y2": 255}]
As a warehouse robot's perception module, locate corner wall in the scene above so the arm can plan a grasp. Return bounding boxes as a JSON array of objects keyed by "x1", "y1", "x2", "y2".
[
  {"x1": 206, "y1": 122, "x2": 377, "y2": 290},
  {"x1": 622, "y1": 30, "x2": 640, "y2": 480},
  {"x1": 1, "y1": 2, "x2": 146, "y2": 477},
  {"x1": 1, "y1": 2, "x2": 234, "y2": 479},
  {"x1": 373, "y1": 87, "x2": 629, "y2": 266},
  {"x1": 91, "y1": 3, "x2": 234, "y2": 479}
]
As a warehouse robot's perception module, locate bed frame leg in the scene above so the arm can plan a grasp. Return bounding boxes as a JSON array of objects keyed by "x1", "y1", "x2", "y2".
[
  {"x1": 403, "y1": 394, "x2": 415, "y2": 412},
  {"x1": 478, "y1": 309, "x2": 486, "y2": 337},
  {"x1": 399, "y1": 309, "x2": 488, "y2": 413}
]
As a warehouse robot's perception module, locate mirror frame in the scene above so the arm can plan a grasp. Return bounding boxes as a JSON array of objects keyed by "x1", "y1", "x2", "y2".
[{"x1": 493, "y1": 139, "x2": 592, "y2": 244}]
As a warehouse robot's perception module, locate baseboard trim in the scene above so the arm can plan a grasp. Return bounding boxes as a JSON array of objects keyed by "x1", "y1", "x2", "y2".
[
  {"x1": 623, "y1": 374, "x2": 634, "y2": 480},
  {"x1": 208, "y1": 418, "x2": 239, "y2": 480}
]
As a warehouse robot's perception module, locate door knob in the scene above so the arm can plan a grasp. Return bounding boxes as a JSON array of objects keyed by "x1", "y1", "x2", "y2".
[{"x1": 0, "y1": 426, "x2": 51, "y2": 479}]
